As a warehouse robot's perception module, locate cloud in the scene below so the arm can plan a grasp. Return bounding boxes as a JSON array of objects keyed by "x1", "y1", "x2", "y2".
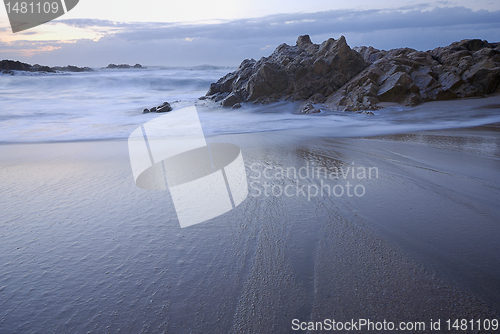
[{"x1": 5, "y1": 6, "x2": 500, "y2": 66}]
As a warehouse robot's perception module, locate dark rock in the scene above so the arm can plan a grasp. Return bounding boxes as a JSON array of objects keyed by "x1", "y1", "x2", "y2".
[
  {"x1": 231, "y1": 103, "x2": 242, "y2": 109},
  {"x1": 0, "y1": 60, "x2": 56, "y2": 73},
  {"x1": 32, "y1": 64, "x2": 56, "y2": 72},
  {"x1": 0, "y1": 60, "x2": 94, "y2": 74},
  {"x1": 438, "y1": 72, "x2": 464, "y2": 91},
  {"x1": 0, "y1": 59, "x2": 32, "y2": 71},
  {"x1": 52, "y1": 65, "x2": 93, "y2": 72},
  {"x1": 203, "y1": 35, "x2": 367, "y2": 105},
  {"x1": 156, "y1": 102, "x2": 172, "y2": 112},
  {"x1": 202, "y1": 37, "x2": 500, "y2": 112},
  {"x1": 105, "y1": 63, "x2": 145, "y2": 69},
  {"x1": 300, "y1": 102, "x2": 321, "y2": 114},
  {"x1": 150, "y1": 107, "x2": 157, "y2": 113},
  {"x1": 403, "y1": 93, "x2": 422, "y2": 106},
  {"x1": 296, "y1": 35, "x2": 313, "y2": 48},
  {"x1": 308, "y1": 93, "x2": 327, "y2": 103},
  {"x1": 221, "y1": 92, "x2": 242, "y2": 107},
  {"x1": 377, "y1": 72, "x2": 416, "y2": 102},
  {"x1": 106, "y1": 64, "x2": 130, "y2": 69},
  {"x1": 143, "y1": 108, "x2": 150, "y2": 114}
]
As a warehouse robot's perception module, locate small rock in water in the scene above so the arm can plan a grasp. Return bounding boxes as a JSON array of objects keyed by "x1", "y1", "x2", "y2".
[
  {"x1": 150, "y1": 107, "x2": 157, "y2": 113},
  {"x1": 156, "y1": 102, "x2": 172, "y2": 113},
  {"x1": 143, "y1": 108, "x2": 150, "y2": 114},
  {"x1": 300, "y1": 102, "x2": 321, "y2": 114}
]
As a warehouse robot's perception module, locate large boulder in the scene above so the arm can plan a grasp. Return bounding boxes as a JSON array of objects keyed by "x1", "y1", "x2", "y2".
[
  {"x1": 204, "y1": 35, "x2": 367, "y2": 106},
  {"x1": 156, "y1": 102, "x2": 172, "y2": 113}
]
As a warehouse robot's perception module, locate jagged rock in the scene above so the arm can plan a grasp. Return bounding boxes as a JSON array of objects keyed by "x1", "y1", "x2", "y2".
[
  {"x1": 328, "y1": 38, "x2": 499, "y2": 110},
  {"x1": 52, "y1": 65, "x2": 92, "y2": 72},
  {"x1": 377, "y1": 72, "x2": 418, "y2": 103},
  {"x1": 204, "y1": 35, "x2": 367, "y2": 106},
  {"x1": 203, "y1": 37, "x2": 500, "y2": 112},
  {"x1": 308, "y1": 93, "x2": 327, "y2": 103},
  {"x1": 1, "y1": 60, "x2": 55, "y2": 73},
  {"x1": 300, "y1": 102, "x2": 321, "y2": 114},
  {"x1": 1, "y1": 60, "x2": 92, "y2": 73},
  {"x1": 0, "y1": 59, "x2": 33, "y2": 71},
  {"x1": 105, "y1": 63, "x2": 145, "y2": 69},
  {"x1": 221, "y1": 92, "x2": 242, "y2": 107},
  {"x1": 156, "y1": 102, "x2": 172, "y2": 112},
  {"x1": 150, "y1": 107, "x2": 157, "y2": 113}
]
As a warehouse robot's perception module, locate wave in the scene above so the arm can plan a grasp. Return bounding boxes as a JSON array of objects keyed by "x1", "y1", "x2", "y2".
[{"x1": 0, "y1": 67, "x2": 499, "y2": 144}]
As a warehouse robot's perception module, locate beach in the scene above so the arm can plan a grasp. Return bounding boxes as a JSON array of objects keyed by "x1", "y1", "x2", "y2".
[{"x1": 0, "y1": 123, "x2": 499, "y2": 333}]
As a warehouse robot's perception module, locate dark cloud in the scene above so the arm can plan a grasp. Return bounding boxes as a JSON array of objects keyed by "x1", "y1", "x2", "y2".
[{"x1": 8, "y1": 6, "x2": 500, "y2": 66}]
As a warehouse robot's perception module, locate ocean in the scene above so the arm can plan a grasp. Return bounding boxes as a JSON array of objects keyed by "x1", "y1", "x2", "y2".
[{"x1": 1, "y1": 66, "x2": 500, "y2": 143}]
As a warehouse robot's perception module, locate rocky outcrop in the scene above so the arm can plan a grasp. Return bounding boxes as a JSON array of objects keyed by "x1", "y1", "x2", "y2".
[
  {"x1": 203, "y1": 36, "x2": 500, "y2": 112},
  {"x1": 0, "y1": 59, "x2": 92, "y2": 74},
  {"x1": 143, "y1": 102, "x2": 172, "y2": 114},
  {"x1": 329, "y1": 39, "x2": 500, "y2": 111},
  {"x1": 202, "y1": 35, "x2": 367, "y2": 107},
  {"x1": 300, "y1": 101, "x2": 321, "y2": 114},
  {"x1": 105, "y1": 63, "x2": 144, "y2": 69},
  {"x1": 52, "y1": 65, "x2": 92, "y2": 72},
  {"x1": 1, "y1": 60, "x2": 55, "y2": 73}
]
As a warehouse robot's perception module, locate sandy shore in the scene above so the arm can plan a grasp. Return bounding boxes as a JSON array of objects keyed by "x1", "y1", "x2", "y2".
[{"x1": 0, "y1": 125, "x2": 499, "y2": 333}]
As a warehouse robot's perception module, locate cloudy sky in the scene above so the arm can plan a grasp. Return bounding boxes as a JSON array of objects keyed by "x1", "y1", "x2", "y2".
[{"x1": 1, "y1": 0, "x2": 499, "y2": 66}]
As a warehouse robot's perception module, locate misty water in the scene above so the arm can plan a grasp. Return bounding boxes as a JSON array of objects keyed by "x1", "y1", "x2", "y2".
[{"x1": 1, "y1": 67, "x2": 500, "y2": 143}]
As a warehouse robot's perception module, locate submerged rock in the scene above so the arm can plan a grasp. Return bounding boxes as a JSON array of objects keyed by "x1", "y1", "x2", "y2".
[
  {"x1": 0, "y1": 60, "x2": 92, "y2": 73},
  {"x1": 156, "y1": 102, "x2": 172, "y2": 113},
  {"x1": 142, "y1": 102, "x2": 173, "y2": 114},
  {"x1": 105, "y1": 63, "x2": 145, "y2": 69},
  {"x1": 203, "y1": 36, "x2": 500, "y2": 112},
  {"x1": 300, "y1": 102, "x2": 321, "y2": 114}
]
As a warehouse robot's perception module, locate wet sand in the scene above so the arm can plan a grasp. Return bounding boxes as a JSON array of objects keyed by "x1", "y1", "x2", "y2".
[{"x1": 0, "y1": 126, "x2": 499, "y2": 333}]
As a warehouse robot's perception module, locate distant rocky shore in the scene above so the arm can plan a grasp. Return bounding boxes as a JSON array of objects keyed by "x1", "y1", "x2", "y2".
[
  {"x1": 0, "y1": 60, "x2": 146, "y2": 74},
  {"x1": 0, "y1": 60, "x2": 92, "y2": 74},
  {"x1": 103, "y1": 63, "x2": 145, "y2": 69},
  {"x1": 201, "y1": 36, "x2": 500, "y2": 113}
]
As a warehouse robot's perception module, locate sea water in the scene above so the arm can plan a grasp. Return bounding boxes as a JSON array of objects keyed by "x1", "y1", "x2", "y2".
[{"x1": 1, "y1": 66, "x2": 500, "y2": 143}]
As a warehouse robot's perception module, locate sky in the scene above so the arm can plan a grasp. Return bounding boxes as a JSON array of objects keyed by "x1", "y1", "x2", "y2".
[{"x1": 1, "y1": 0, "x2": 500, "y2": 67}]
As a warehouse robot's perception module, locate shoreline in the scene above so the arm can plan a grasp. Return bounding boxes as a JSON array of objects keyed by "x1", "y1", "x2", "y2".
[{"x1": 0, "y1": 125, "x2": 499, "y2": 332}]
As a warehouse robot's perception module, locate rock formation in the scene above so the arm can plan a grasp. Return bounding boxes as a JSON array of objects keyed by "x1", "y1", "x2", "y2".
[
  {"x1": 143, "y1": 102, "x2": 172, "y2": 114},
  {"x1": 105, "y1": 63, "x2": 144, "y2": 69},
  {"x1": 0, "y1": 60, "x2": 92, "y2": 74},
  {"x1": 202, "y1": 35, "x2": 366, "y2": 107},
  {"x1": 202, "y1": 36, "x2": 500, "y2": 112}
]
